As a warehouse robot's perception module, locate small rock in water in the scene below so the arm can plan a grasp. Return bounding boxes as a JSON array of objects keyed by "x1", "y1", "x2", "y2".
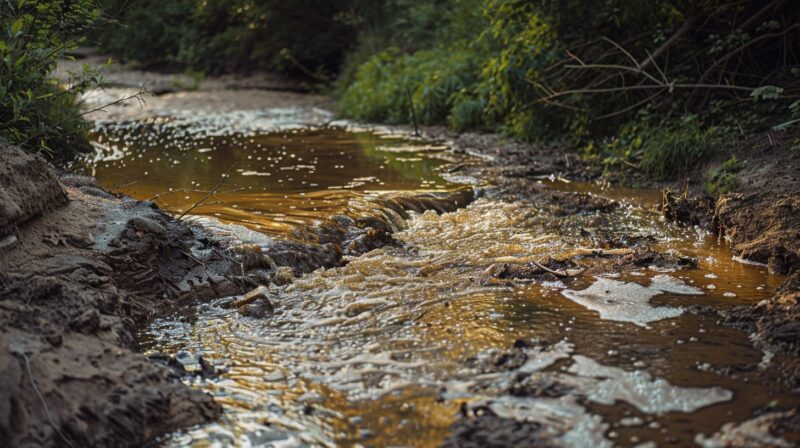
[
  {"x1": 230, "y1": 285, "x2": 271, "y2": 308},
  {"x1": 240, "y1": 298, "x2": 274, "y2": 318}
]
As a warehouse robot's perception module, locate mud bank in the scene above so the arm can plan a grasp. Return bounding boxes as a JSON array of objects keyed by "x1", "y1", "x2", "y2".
[
  {"x1": 661, "y1": 178, "x2": 800, "y2": 362},
  {"x1": 0, "y1": 145, "x2": 222, "y2": 446}
]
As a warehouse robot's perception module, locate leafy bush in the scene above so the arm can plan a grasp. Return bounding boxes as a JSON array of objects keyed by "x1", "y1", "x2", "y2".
[
  {"x1": 338, "y1": 44, "x2": 485, "y2": 128},
  {"x1": 1, "y1": 0, "x2": 101, "y2": 161},
  {"x1": 341, "y1": 0, "x2": 799, "y2": 148}
]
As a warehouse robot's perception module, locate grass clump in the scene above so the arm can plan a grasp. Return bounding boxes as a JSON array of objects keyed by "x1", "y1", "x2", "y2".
[
  {"x1": 705, "y1": 156, "x2": 743, "y2": 195},
  {"x1": 638, "y1": 118, "x2": 726, "y2": 181}
]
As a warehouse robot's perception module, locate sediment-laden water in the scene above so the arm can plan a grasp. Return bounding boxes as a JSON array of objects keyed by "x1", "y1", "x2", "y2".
[{"x1": 78, "y1": 107, "x2": 795, "y2": 447}]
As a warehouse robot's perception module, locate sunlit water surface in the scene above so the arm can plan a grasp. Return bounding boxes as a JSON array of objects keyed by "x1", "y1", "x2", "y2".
[{"x1": 78, "y1": 115, "x2": 795, "y2": 447}]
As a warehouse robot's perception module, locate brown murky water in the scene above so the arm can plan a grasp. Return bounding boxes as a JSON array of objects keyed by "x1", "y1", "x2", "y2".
[
  {"x1": 81, "y1": 122, "x2": 464, "y2": 238},
  {"x1": 81, "y1": 118, "x2": 796, "y2": 447}
]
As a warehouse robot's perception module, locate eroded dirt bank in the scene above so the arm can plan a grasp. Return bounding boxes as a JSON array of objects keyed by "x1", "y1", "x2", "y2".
[{"x1": 0, "y1": 145, "x2": 222, "y2": 446}]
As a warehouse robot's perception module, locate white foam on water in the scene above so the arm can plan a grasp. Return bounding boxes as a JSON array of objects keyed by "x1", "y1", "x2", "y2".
[
  {"x1": 565, "y1": 355, "x2": 733, "y2": 413},
  {"x1": 561, "y1": 275, "x2": 703, "y2": 327}
]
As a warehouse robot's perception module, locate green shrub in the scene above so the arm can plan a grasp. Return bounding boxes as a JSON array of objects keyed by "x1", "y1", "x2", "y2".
[
  {"x1": 338, "y1": 44, "x2": 485, "y2": 127},
  {"x1": 1, "y1": 0, "x2": 101, "y2": 161},
  {"x1": 449, "y1": 96, "x2": 486, "y2": 132}
]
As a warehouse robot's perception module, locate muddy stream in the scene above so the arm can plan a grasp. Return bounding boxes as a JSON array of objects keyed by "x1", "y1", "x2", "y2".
[{"x1": 74, "y1": 102, "x2": 794, "y2": 447}]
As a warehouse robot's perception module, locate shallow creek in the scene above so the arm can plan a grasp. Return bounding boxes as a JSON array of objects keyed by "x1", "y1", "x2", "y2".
[{"x1": 78, "y1": 108, "x2": 794, "y2": 447}]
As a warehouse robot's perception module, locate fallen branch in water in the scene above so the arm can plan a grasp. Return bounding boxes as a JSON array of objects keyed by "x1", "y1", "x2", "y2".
[
  {"x1": 567, "y1": 248, "x2": 634, "y2": 257},
  {"x1": 531, "y1": 259, "x2": 585, "y2": 278}
]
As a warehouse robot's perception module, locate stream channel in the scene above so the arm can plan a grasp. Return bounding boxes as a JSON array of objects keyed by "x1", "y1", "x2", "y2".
[{"x1": 75, "y1": 102, "x2": 794, "y2": 447}]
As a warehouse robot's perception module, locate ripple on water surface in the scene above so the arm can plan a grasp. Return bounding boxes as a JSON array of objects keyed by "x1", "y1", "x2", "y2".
[
  {"x1": 82, "y1": 115, "x2": 794, "y2": 447},
  {"x1": 78, "y1": 122, "x2": 469, "y2": 238},
  {"x1": 139, "y1": 197, "x2": 790, "y2": 447}
]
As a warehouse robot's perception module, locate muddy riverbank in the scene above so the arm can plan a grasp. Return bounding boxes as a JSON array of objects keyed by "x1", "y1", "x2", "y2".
[{"x1": 2, "y1": 54, "x2": 799, "y2": 446}]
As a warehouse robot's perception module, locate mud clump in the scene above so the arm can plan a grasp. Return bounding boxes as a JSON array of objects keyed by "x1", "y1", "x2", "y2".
[
  {"x1": 444, "y1": 409, "x2": 556, "y2": 448},
  {"x1": 0, "y1": 144, "x2": 67, "y2": 235},
  {"x1": 720, "y1": 270, "x2": 800, "y2": 356},
  {"x1": 0, "y1": 145, "x2": 222, "y2": 447},
  {"x1": 661, "y1": 188, "x2": 715, "y2": 228},
  {"x1": 714, "y1": 192, "x2": 800, "y2": 275}
]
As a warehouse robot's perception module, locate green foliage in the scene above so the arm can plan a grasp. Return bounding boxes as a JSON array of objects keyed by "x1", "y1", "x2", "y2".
[
  {"x1": 98, "y1": 0, "x2": 362, "y2": 75},
  {"x1": 638, "y1": 117, "x2": 725, "y2": 180},
  {"x1": 338, "y1": 43, "x2": 486, "y2": 128},
  {"x1": 705, "y1": 156, "x2": 743, "y2": 195},
  {"x1": 586, "y1": 114, "x2": 726, "y2": 181},
  {"x1": 1, "y1": 0, "x2": 101, "y2": 161},
  {"x1": 338, "y1": 0, "x2": 799, "y2": 151},
  {"x1": 479, "y1": 0, "x2": 560, "y2": 140},
  {"x1": 449, "y1": 96, "x2": 486, "y2": 132}
]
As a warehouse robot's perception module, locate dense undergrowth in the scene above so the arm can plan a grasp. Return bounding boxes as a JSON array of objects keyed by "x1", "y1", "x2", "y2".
[
  {"x1": 337, "y1": 0, "x2": 800, "y2": 184},
  {"x1": 1, "y1": 0, "x2": 103, "y2": 161}
]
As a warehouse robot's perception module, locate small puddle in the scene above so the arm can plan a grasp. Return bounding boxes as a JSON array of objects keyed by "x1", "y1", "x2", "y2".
[{"x1": 78, "y1": 109, "x2": 795, "y2": 447}]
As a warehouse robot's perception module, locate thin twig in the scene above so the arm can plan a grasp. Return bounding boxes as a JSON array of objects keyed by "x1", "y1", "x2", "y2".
[
  {"x1": 177, "y1": 162, "x2": 238, "y2": 220},
  {"x1": 531, "y1": 259, "x2": 585, "y2": 278}
]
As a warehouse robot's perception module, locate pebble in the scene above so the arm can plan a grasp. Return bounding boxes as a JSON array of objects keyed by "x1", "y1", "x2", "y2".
[
  {"x1": 240, "y1": 298, "x2": 274, "y2": 318},
  {"x1": 263, "y1": 371, "x2": 286, "y2": 382}
]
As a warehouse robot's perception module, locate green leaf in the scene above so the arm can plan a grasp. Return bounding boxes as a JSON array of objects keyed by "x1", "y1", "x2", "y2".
[
  {"x1": 750, "y1": 85, "x2": 783, "y2": 100},
  {"x1": 11, "y1": 18, "x2": 25, "y2": 36}
]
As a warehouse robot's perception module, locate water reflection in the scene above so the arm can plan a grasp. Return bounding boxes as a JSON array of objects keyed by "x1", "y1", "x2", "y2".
[{"x1": 79, "y1": 125, "x2": 466, "y2": 238}]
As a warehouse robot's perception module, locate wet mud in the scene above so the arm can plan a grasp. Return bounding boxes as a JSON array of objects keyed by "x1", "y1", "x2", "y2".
[{"x1": 0, "y1": 145, "x2": 222, "y2": 446}]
